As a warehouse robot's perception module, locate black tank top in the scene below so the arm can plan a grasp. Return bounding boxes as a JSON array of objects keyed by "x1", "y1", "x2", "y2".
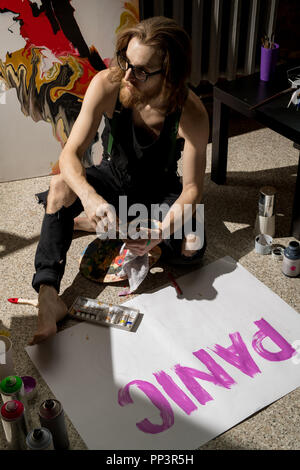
[{"x1": 100, "y1": 96, "x2": 184, "y2": 197}]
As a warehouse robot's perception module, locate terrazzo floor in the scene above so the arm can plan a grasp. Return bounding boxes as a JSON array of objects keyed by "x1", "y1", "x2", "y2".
[{"x1": 0, "y1": 125, "x2": 299, "y2": 450}]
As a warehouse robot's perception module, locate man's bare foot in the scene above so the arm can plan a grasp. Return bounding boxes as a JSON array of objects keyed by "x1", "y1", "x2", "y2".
[
  {"x1": 74, "y1": 216, "x2": 96, "y2": 233},
  {"x1": 29, "y1": 285, "x2": 68, "y2": 345}
]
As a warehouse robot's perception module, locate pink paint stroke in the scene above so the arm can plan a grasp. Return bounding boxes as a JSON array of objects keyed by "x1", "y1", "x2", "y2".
[
  {"x1": 153, "y1": 370, "x2": 197, "y2": 416},
  {"x1": 252, "y1": 318, "x2": 297, "y2": 361},
  {"x1": 211, "y1": 331, "x2": 261, "y2": 378},
  {"x1": 174, "y1": 349, "x2": 236, "y2": 405},
  {"x1": 118, "y1": 379, "x2": 174, "y2": 434}
]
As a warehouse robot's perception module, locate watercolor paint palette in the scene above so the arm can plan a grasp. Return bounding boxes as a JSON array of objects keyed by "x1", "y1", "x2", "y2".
[{"x1": 69, "y1": 296, "x2": 140, "y2": 332}]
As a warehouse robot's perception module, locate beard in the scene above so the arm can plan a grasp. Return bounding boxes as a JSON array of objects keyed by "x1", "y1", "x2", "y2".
[
  {"x1": 119, "y1": 79, "x2": 163, "y2": 109},
  {"x1": 119, "y1": 81, "x2": 143, "y2": 108}
]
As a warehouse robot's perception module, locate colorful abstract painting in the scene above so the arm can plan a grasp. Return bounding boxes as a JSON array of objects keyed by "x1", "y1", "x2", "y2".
[{"x1": 0, "y1": 0, "x2": 139, "y2": 181}]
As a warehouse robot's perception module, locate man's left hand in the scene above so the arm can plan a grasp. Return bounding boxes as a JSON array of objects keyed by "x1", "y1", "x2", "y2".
[{"x1": 123, "y1": 226, "x2": 162, "y2": 256}]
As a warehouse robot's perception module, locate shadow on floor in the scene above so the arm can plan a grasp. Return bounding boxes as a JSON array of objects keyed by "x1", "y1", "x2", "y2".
[
  {"x1": 203, "y1": 163, "x2": 298, "y2": 261},
  {"x1": 57, "y1": 162, "x2": 297, "y2": 306},
  {"x1": 0, "y1": 232, "x2": 40, "y2": 259},
  {"x1": 1, "y1": 162, "x2": 297, "y2": 311}
]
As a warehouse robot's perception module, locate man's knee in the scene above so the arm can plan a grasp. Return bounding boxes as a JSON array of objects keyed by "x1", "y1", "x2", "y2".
[{"x1": 47, "y1": 175, "x2": 77, "y2": 213}]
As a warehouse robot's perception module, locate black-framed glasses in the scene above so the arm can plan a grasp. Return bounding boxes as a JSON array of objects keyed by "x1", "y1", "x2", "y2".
[{"x1": 117, "y1": 50, "x2": 163, "y2": 82}]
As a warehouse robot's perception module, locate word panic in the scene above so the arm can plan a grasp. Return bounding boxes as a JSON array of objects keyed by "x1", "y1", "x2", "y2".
[{"x1": 118, "y1": 318, "x2": 297, "y2": 434}]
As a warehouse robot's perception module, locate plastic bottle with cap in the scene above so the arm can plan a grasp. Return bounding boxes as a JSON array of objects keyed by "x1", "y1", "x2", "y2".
[
  {"x1": 0, "y1": 375, "x2": 30, "y2": 428},
  {"x1": 26, "y1": 427, "x2": 54, "y2": 450},
  {"x1": 282, "y1": 241, "x2": 300, "y2": 277},
  {"x1": 39, "y1": 398, "x2": 70, "y2": 449},
  {"x1": 0, "y1": 399, "x2": 28, "y2": 449},
  {"x1": 0, "y1": 375, "x2": 26, "y2": 404}
]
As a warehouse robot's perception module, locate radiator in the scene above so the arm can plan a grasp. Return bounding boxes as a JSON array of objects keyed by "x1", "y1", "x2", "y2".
[{"x1": 139, "y1": 0, "x2": 279, "y2": 86}]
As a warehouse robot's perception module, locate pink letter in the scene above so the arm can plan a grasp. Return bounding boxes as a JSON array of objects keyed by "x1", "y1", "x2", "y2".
[
  {"x1": 252, "y1": 318, "x2": 297, "y2": 361},
  {"x1": 153, "y1": 370, "x2": 197, "y2": 415},
  {"x1": 118, "y1": 380, "x2": 174, "y2": 434},
  {"x1": 174, "y1": 350, "x2": 236, "y2": 405},
  {"x1": 211, "y1": 332, "x2": 261, "y2": 377}
]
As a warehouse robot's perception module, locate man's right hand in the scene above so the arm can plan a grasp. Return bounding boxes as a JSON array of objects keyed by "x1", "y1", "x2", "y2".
[{"x1": 82, "y1": 190, "x2": 119, "y2": 233}]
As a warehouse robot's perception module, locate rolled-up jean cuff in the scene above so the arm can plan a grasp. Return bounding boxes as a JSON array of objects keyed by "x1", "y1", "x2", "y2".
[{"x1": 32, "y1": 270, "x2": 60, "y2": 293}]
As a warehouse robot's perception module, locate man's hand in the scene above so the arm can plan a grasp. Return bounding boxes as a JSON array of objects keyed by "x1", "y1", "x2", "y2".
[
  {"x1": 123, "y1": 225, "x2": 162, "y2": 256},
  {"x1": 82, "y1": 190, "x2": 118, "y2": 233}
]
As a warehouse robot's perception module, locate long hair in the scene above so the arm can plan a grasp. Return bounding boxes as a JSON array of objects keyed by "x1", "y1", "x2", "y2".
[{"x1": 108, "y1": 16, "x2": 191, "y2": 113}]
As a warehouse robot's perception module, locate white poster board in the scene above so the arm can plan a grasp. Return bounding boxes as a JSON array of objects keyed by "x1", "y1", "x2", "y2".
[{"x1": 26, "y1": 257, "x2": 300, "y2": 449}]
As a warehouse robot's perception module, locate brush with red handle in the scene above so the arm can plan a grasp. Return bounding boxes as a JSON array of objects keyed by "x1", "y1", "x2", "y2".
[
  {"x1": 167, "y1": 272, "x2": 183, "y2": 296},
  {"x1": 8, "y1": 298, "x2": 38, "y2": 308}
]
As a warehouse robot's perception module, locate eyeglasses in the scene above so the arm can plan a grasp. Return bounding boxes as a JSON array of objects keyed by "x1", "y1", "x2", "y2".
[{"x1": 117, "y1": 50, "x2": 163, "y2": 82}]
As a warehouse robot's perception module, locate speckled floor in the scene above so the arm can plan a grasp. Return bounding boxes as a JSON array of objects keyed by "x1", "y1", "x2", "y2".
[{"x1": 0, "y1": 126, "x2": 299, "y2": 450}]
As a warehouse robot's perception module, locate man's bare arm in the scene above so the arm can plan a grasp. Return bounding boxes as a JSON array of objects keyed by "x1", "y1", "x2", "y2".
[
  {"x1": 59, "y1": 70, "x2": 117, "y2": 202},
  {"x1": 161, "y1": 90, "x2": 209, "y2": 238},
  {"x1": 58, "y1": 69, "x2": 119, "y2": 228}
]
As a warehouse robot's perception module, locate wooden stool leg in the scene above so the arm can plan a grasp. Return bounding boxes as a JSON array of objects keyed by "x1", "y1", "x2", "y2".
[
  {"x1": 211, "y1": 97, "x2": 229, "y2": 184},
  {"x1": 291, "y1": 152, "x2": 300, "y2": 240}
]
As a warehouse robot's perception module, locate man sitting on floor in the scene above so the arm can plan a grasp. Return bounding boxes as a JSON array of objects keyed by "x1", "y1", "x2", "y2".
[{"x1": 30, "y1": 16, "x2": 209, "y2": 345}]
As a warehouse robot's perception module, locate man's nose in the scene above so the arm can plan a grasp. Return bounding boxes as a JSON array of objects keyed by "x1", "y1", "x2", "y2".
[{"x1": 124, "y1": 67, "x2": 135, "y2": 83}]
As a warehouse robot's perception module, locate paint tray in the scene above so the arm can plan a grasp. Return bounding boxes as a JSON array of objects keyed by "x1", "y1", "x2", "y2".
[{"x1": 69, "y1": 296, "x2": 140, "y2": 331}]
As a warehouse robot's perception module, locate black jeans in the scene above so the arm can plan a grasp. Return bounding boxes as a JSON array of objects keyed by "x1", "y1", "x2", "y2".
[{"x1": 32, "y1": 160, "x2": 206, "y2": 293}]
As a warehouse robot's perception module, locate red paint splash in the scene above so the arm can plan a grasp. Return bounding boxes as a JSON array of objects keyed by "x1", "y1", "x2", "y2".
[{"x1": 0, "y1": 0, "x2": 78, "y2": 56}]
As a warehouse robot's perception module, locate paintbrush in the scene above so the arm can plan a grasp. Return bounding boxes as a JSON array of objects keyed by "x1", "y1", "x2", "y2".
[
  {"x1": 249, "y1": 87, "x2": 294, "y2": 110},
  {"x1": 8, "y1": 298, "x2": 38, "y2": 308},
  {"x1": 167, "y1": 272, "x2": 183, "y2": 296}
]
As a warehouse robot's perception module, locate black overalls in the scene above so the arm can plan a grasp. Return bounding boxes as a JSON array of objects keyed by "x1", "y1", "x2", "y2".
[{"x1": 32, "y1": 97, "x2": 206, "y2": 293}]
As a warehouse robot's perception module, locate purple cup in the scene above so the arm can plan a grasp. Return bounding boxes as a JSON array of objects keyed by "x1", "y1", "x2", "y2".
[{"x1": 260, "y1": 43, "x2": 279, "y2": 82}]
